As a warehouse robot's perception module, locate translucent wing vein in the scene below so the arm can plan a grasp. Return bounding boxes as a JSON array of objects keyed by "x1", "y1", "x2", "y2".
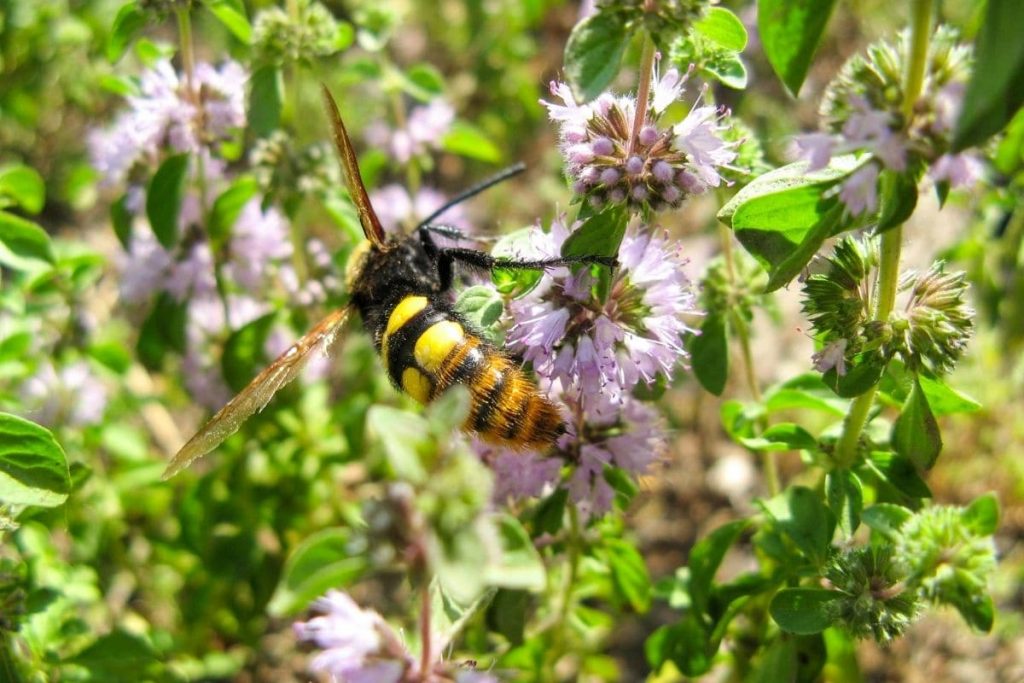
[{"x1": 163, "y1": 308, "x2": 350, "y2": 479}]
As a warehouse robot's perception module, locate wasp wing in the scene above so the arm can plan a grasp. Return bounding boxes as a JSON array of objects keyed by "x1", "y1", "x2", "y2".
[
  {"x1": 321, "y1": 84, "x2": 388, "y2": 249},
  {"x1": 163, "y1": 307, "x2": 350, "y2": 479}
]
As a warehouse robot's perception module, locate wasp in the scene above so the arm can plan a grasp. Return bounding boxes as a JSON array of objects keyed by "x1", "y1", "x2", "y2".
[{"x1": 163, "y1": 86, "x2": 613, "y2": 478}]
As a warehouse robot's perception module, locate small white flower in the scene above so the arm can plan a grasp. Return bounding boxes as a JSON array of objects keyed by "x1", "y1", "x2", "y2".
[
  {"x1": 793, "y1": 133, "x2": 837, "y2": 171},
  {"x1": 839, "y1": 164, "x2": 880, "y2": 216},
  {"x1": 812, "y1": 338, "x2": 849, "y2": 376},
  {"x1": 929, "y1": 153, "x2": 984, "y2": 189}
]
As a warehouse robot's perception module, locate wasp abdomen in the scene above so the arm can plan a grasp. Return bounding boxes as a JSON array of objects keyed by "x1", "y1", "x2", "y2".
[{"x1": 379, "y1": 295, "x2": 564, "y2": 449}]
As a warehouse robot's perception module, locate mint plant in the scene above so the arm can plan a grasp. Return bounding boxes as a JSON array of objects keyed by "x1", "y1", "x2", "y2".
[{"x1": 0, "y1": 0, "x2": 1018, "y2": 680}]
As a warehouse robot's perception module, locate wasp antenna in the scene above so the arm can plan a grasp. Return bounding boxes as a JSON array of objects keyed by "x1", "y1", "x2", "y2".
[
  {"x1": 417, "y1": 162, "x2": 527, "y2": 229},
  {"x1": 321, "y1": 84, "x2": 388, "y2": 249}
]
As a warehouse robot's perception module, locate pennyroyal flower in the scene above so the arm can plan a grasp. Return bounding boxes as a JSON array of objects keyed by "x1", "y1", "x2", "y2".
[
  {"x1": 541, "y1": 63, "x2": 736, "y2": 212},
  {"x1": 508, "y1": 218, "x2": 697, "y2": 413}
]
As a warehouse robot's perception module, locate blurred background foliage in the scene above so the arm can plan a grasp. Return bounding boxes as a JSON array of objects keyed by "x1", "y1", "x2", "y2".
[{"x1": 0, "y1": 0, "x2": 1021, "y2": 681}]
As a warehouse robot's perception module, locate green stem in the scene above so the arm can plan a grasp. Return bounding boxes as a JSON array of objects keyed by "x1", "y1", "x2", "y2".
[
  {"x1": 834, "y1": 0, "x2": 932, "y2": 468},
  {"x1": 419, "y1": 581, "x2": 432, "y2": 678},
  {"x1": 545, "y1": 503, "x2": 581, "y2": 680},
  {"x1": 389, "y1": 87, "x2": 422, "y2": 201},
  {"x1": 902, "y1": 0, "x2": 933, "y2": 122},
  {"x1": 627, "y1": 34, "x2": 657, "y2": 155},
  {"x1": 719, "y1": 225, "x2": 779, "y2": 495}
]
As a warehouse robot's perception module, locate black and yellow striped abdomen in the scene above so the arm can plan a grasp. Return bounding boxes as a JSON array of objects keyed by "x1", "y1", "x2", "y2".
[{"x1": 378, "y1": 294, "x2": 564, "y2": 449}]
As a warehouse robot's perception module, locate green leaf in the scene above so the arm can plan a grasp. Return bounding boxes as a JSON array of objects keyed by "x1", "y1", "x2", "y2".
[
  {"x1": 891, "y1": 375, "x2": 942, "y2": 471},
  {"x1": 693, "y1": 7, "x2": 748, "y2": 52},
  {"x1": 917, "y1": 374, "x2": 981, "y2": 416},
  {"x1": 366, "y1": 406, "x2": 429, "y2": 483},
  {"x1": 605, "y1": 465, "x2": 640, "y2": 506},
  {"x1": 563, "y1": 10, "x2": 630, "y2": 102},
  {"x1": 765, "y1": 202, "x2": 843, "y2": 291},
  {"x1": 146, "y1": 153, "x2": 190, "y2": 249},
  {"x1": 486, "y1": 589, "x2": 527, "y2": 646},
  {"x1": 455, "y1": 285, "x2": 505, "y2": 345},
  {"x1": 0, "y1": 164, "x2": 45, "y2": 214},
  {"x1": 268, "y1": 527, "x2": 367, "y2": 616},
  {"x1": 605, "y1": 539, "x2": 651, "y2": 613},
  {"x1": 689, "y1": 313, "x2": 728, "y2": 396},
  {"x1": 134, "y1": 37, "x2": 176, "y2": 66},
  {"x1": 861, "y1": 503, "x2": 913, "y2": 540},
  {"x1": 430, "y1": 581, "x2": 496, "y2": 654},
  {"x1": 875, "y1": 168, "x2": 919, "y2": 233},
  {"x1": 760, "y1": 486, "x2": 835, "y2": 567},
  {"x1": 953, "y1": 0, "x2": 1024, "y2": 150},
  {"x1": 208, "y1": 176, "x2": 259, "y2": 251},
  {"x1": 532, "y1": 487, "x2": 568, "y2": 536},
  {"x1": 749, "y1": 633, "x2": 826, "y2": 683},
  {"x1": 66, "y1": 629, "x2": 158, "y2": 681},
  {"x1": 826, "y1": 469, "x2": 863, "y2": 536},
  {"x1": 765, "y1": 374, "x2": 848, "y2": 417},
  {"x1": 107, "y1": 2, "x2": 148, "y2": 63},
  {"x1": 867, "y1": 451, "x2": 932, "y2": 500},
  {"x1": 0, "y1": 211, "x2": 55, "y2": 269},
  {"x1": 484, "y1": 515, "x2": 546, "y2": 591},
  {"x1": 702, "y1": 52, "x2": 748, "y2": 90},
  {"x1": 757, "y1": 0, "x2": 839, "y2": 96},
  {"x1": 110, "y1": 193, "x2": 133, "y2": 250},
  {"x1": 99, "y1": 73, "x2": 141, "y2": 97},
  {"x1": 955, "y1": 593, "x2": 994, "y2": 633},
  {"x1": 769, "y1": 588, "x2": 842, "y2": 634},
  {"x1": 739, "y1": 423, "x2": 817, "y2": 452},
  {"x1": 645, "y1": 616, "x2": 712, "y2": 676},
  {"x1": 562, "y1": 204, "x2": 627, "y2": 259},
  {"x1": 748, "y1": 637, "x2": 798, "y2": 683},
  {"x1": 405, "y1": 63, "x2": 446, "y2": 99},
  {"x1": 205, "y1": 0, "x2": 252, "y2": 43},
  {"x1": 136, "y1": 293, "x2": 188, "y2": 370},
  {"x1": 491, "y1": 228, "x2": 544, "y2": 298},
  {"x1": 250, "y1": 65, "x2": 283, "y2": 138},
  {"x1": 0, "y1": 413, "x2": 71, "y2": 508},
  {"x1": 688, "y1": 519, "x2": 750, "y2": 616},
  {"x1": 718, "y1": 156, "x2": 861, "y2": 285},
  {"x1": 961, "y1": 492, "x2": 999, "y2": 536},
  {"x1": 221, "y1": 312, "x2": 276, "y2": 391},
  {"x1": 440, "y1": 121, "x2": 501, "y2": 163},
  {"x1": 823, "y1": 352, "x2": 886, "y2": 398}
]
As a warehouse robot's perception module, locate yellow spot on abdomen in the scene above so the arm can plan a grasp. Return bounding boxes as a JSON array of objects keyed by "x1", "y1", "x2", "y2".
[
  {"x1": 414, "y1": 321, "x2": 464, "y2": 373},
  {"x1": 381, "y1": 296, "x2": 429, "y2": 368},
  {"x1": 386, "y1": 296, "x2": 429, "y2": 336},
  {"x1": 401, "y1": 367, "x2": 432, "y2": 404}
]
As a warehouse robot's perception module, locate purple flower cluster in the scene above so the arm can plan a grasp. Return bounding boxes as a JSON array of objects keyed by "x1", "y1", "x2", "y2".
[
  {"x1": 365, "y1": 99, "x2": 455, "y2": 164},
  {"x1": 793, "y1": 29, "x2": 982, "y2": 217},
  {"x1": 294, "y1": 590, "x2": 501, "y2": 682},
  {"x1": 370, "y1": 184, "x2": 471, "y2": 235},
  {"x1": 542, "y1": 64, "x2": 736, "y2": 212},
  {"x1": 486, "y1": 217, "x2": 695, "y2": 514},
  {"x1": 294, "y1": 591, "x2": 412, "y2": 683},
  {"x1": 508, "y1": 218, "x2": 696, "y2": 414},
  {"x1": 20, "y1": 359, "x2": 109, "y2": 428},
  {"x1": 88, "y1": 59, "x2": 246, "y2": 188}
]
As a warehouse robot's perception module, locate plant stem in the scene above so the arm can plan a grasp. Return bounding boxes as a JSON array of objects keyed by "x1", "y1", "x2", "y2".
[
  {"x1": 719, "y1": 223, "x2": 779, "y2": 495},
  {"x1": 834, "y1": 0, "x2": 932, "y2": 468},
  {"x1": 627, "y1": 34, "x2": 656, "y2": 155},
  {"x1": 419, "y1": 581, "x2": 432, "y2": 679},
  {"x1": 545, "y1": 503, "x2": 581, "y2": 680},
  {"x1": 177, "y1": 5, "x2": 233, "y2": 323}
]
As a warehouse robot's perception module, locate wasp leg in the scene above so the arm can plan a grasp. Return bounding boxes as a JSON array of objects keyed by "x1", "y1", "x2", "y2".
[{"x1": 436, "y1": 247, "x2": 617, "y2": 291}]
